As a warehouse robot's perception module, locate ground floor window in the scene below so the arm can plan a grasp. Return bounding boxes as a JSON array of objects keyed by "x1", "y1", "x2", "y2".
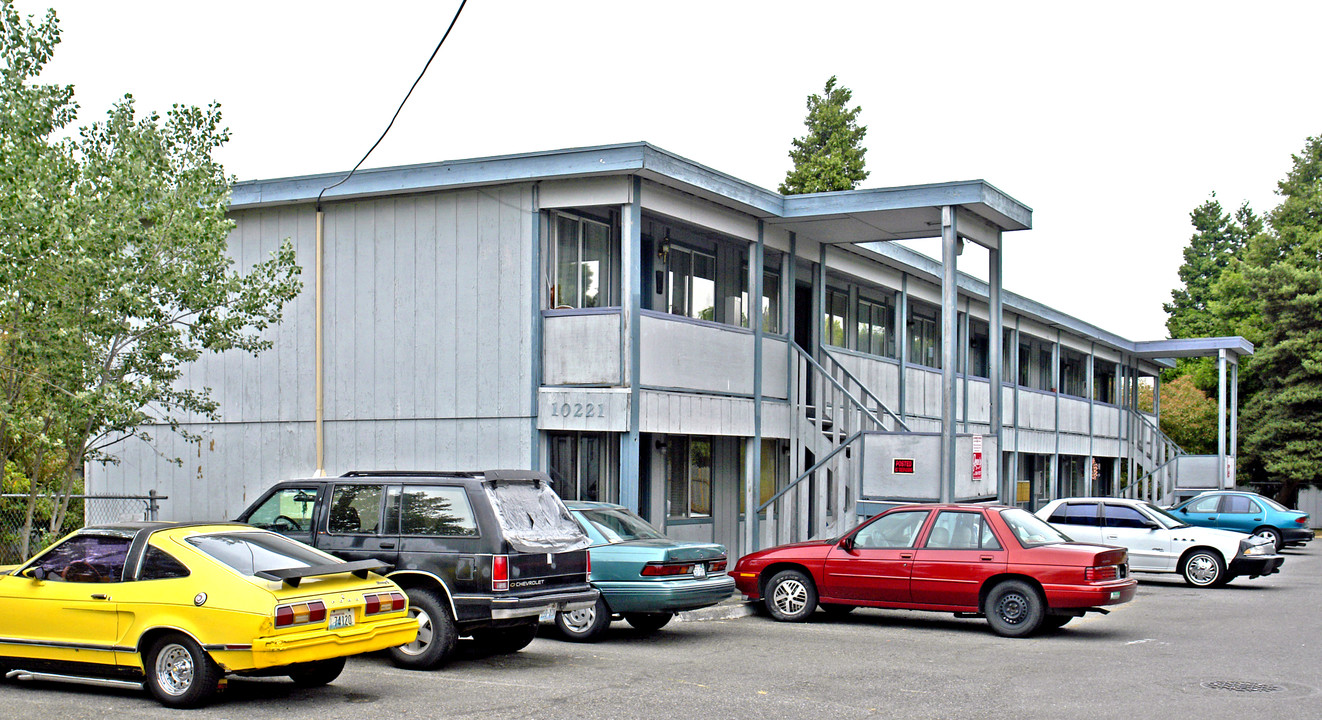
[
  {"x1": 665, "y1": 435, "x2": 712, "y2": 519},
  {"x1": 548, "y1": 432, "x2": 617, "y2": 503},
  {"x1": 1058, "y1": 455, "x2": 1088, "y2": 498}
]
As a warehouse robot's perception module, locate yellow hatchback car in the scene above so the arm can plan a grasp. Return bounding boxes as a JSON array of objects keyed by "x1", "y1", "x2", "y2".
[{"x1": 0, "y1": 522, "x2": 418, "y2": 708}]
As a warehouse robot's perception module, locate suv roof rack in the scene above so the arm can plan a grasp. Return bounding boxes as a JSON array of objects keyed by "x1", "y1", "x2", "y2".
[{"x1": 339, "y1": 470, "x2": 482, "y2": 478}]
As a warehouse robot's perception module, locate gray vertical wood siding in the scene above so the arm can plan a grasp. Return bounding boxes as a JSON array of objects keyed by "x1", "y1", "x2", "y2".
[{"x1": 92, "y1": 186, "x2": 536, "y2": 520}]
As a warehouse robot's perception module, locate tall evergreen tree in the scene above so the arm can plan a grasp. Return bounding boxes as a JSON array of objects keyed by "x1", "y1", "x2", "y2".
[
  {"x1": 1163, "y1": 196, "x2": 1261, "y2": 392},
  {"x1": 779, "y1": 76, "x2": 868, "y2": 195},
  {"x1": 1230, "y1": 135, "x2": 1322, "y2": 505}
]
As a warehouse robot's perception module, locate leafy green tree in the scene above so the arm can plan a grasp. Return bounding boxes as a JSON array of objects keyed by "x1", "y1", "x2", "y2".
[
  {"x1": 1228, "y1": 135, "x2": 1322, "y2": 505},
  {"x1": 0, "y1": 1, "x2": 302, "y2": 556},
  {"x1": 779, "y1": 76, "x2": 869, "y2": 195},
  {"x1": 1163, "y1": 195, "x2": 1261, "y2": 392},
  {"x1": 1156, "y1": 376, "x2": 1218, "y2": 455}
]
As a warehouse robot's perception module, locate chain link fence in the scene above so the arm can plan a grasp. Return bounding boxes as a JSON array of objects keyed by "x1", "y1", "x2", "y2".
[{"x1": 0, "y1": 492, "x2": 167, "y2": 564}]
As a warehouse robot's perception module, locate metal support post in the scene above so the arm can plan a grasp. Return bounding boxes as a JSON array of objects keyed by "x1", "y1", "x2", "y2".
[{"x1": 940, "y1": 206, "x2": 959, "y2": 502}]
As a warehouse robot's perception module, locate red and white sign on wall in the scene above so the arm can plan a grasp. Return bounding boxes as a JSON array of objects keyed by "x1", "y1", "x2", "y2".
[{"x1": 971, "y1": 435, "x2": 983, "y2": 481}]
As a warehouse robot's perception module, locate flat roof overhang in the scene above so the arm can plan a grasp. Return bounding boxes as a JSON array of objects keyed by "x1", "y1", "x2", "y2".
[
  {"x1": 228, "y1": 143, "x2": 1034, "y2": 246},
  {"x1": 1132, "y1": 337, "x2": 1254, "y2": 361},
  {"x1": 771, "y1": 181, "x2": 1032, "y2": 248}
]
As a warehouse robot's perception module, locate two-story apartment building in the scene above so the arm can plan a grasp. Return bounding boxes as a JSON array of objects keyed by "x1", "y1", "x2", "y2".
[{"x1": 91, "y1": 143, "x2": 1245, "y2": 557}]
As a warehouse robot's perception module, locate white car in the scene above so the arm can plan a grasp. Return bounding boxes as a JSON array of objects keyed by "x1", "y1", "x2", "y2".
[{"x1": 1036, "y1": 497, "x2": 1283, "y2": 587}]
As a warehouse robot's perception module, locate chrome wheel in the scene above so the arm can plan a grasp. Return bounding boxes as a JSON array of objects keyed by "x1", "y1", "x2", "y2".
[
  {"x1": 1185, "y1": 552, "x2": 1221, "y2": 586},
  {"x1": 154, "y1": 642, "x2": 196, "y2": 696},
  {"x1": 772, "y1": 578, "x2": 808, "y2": 616},
  {"x1": 399, "y1": 605, "x2": 434, "y2": 656},
  {"x1": 561, "y1": 606, "x2": 597, "y2": 633}
]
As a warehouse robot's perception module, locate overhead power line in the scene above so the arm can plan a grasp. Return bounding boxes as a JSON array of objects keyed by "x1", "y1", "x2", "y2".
[{"x1": 317, "y1": 0, "x2": 469, "y2": 209}]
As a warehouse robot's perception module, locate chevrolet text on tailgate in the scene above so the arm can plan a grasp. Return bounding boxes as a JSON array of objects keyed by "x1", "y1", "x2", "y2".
[{"x1": 238, "y1": 470, "x2": 597, "y2": 668}]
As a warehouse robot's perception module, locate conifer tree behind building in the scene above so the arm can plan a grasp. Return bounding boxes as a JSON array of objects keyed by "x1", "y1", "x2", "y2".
[{"x1": 779, "y1": 76, "x2": 869, "y2": 195}]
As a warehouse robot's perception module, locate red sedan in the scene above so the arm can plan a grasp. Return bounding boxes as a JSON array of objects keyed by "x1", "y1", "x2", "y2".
[{"x1": 732, "y1": 504, "x2": 1137, "y2": 637}]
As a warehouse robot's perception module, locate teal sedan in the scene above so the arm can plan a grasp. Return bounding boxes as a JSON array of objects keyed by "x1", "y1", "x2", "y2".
[
  {"x1": 1169, "y1": 491, "x2": 1312, "y2": 553},
  {"x1": 547, "y1": 501, "x2": 735, "y2": 642}
]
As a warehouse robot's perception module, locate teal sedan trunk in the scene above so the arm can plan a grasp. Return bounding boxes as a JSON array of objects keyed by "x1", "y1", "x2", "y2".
[{"x1": 548, "y1": 502, "x2": 735, "y2": 641}]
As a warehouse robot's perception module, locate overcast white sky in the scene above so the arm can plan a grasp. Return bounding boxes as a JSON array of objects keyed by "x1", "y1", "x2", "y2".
[{"x1": 29, "y1": 1, "x2": 1322, "y2": 341}]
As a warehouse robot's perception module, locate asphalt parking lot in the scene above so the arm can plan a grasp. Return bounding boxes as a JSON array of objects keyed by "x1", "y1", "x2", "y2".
[{"x1": 2, "y1": 542, "x2": 1318, "y2": 720}]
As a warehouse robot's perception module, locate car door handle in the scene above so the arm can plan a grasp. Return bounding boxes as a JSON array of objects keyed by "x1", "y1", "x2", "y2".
[
  {"x1": 980, "y1": 555, "x2": 995, "y2": 562},
  {"x1": 899, "y1": 553, "x2": 913, "y2": 559},
  {"x1": 1252, "y1": 517, "x2": 1262, "y2": 521},
  {"x1": 380, "y1": 542, "x2": 396, "y2": 549},
  {"x1": 91, "y1": 594, "x2": 109, "y2": 600}
]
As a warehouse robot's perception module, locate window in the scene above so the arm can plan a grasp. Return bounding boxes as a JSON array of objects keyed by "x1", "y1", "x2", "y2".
[
  {"x1": 966, "y1": 318, "x2": 989, "y2": 378},
  {"x1": 740, "y1": 254, "x2": 782, "y2": 333},
  {"x1": 908, "y1": 302, "x2": 941, "y2": 368},
  {"x1": 1103, "y1": 504, "x2": 1152, "y2": 529},
  {"x1": 854, "y1": 510, "x2": 929, "y2": 549},
  {"x1": 245, "y1": 486, "x2": 318, "y2": 531},
  {"x1": 328, "y1": 484, "x2": 384, "y2": 535},
  {"x1": 1018, "y1": 336, "x2": 1052, "y2": 391},
  {"x1": 925, "y1": 511, "x2": 999, "y2": 550},
  {"x1": 999, "y1": 508, "x2": 1071, "y2": 547},
  {"x1": 1059, "y1": 455, "x2": 1087, "y2": 498},
  {"x1": 1190, "y1": 496, "x2": 1221, "y2": 513},
  {"x1": 825, "y1": 289, "x2": 848, "y2": 348},
  {"x1": 856, "y1": 296, "x2": 895, "y2": 358},
  {"x1": 1002, "y1": 329, "x2": 1015, "y2": 383},
  {"x1": 549, "y1": 432, "x2": 615, "y2": 502},
  {"x1": 666, "y1": 436, "x2": 712, "y2": 519},
  {"x1": 666, "y1": 246, "x2": 716, "y2": 321},
  {"x1": 28, "y1": 533, "x2": 132, "y2": 583},
  {"x1": 1094, "y1": 360, "x2": 1117, "y2": 403},
  {"x1": 1048, "y1": 502, "x2": 1100, "y2": 527},
  {"x1": 739, "y1": 439, "x2": 782, "y2": 514},
  {"x1": 400, "y1": 486, "x2": 478, "y2": 536},
  {"x1": 139, "y1": 546, "x2": 191, "y2": 580},
  {"x1": 553, "y1": 213, "x2": 614, "y2": 309},
  {"x1": 1060, "y1": 347, "x2": 1088, "y2": 398},
  {"x1": 1221, "y1": 495, "x2": 1261, "y2": 514},
  {"x1": 188, "y1": 532, "x2": 328, "y2": 576}
]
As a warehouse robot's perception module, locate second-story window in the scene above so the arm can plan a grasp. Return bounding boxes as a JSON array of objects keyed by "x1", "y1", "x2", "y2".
[
  {"x1": 740, "y1": 261, "x2": 782, "y2": 333},
  {"x1": 825, "y1": 289, "x2": 848, "y2": 348},
  {"x1": 908, "y1": 301, "x2": 941, "y2": 369},
  {"x1": 856, "y1": 296, "x2": 895, "y2": 358},
  {"x1": 553, "y1": 213, "x2": 613, "y2": 309},
  {"x1": 667, "y1": 246, "x2": 716, "y2": 321},
  {"x1": 1060, "y1": 347, "x2": 1088, "y2": 398}
]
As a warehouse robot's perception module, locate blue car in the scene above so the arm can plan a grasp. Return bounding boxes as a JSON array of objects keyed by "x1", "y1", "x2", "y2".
[
  {"x1": 1169, "y1": 491, "x2": 1312, "y2": 553},
  {"x1": 547, "y1": 501, "x2": 735, "y2": 642}
]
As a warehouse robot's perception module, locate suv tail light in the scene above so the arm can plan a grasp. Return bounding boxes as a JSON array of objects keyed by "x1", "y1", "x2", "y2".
[
  {"x1": 364, "y1": 591, "x2": 406, "y2": 615},
  {"x1": 1085, "y1": 565, "x2": 1120, "y2": 582},
  {"x1": 585, "y1": 550, "x2": 591, "y2": 577},
  {"x1": 275, "y1": 599, "x2": 327, "y2": 627},
  {"x1": 641, "y1": 562, "x2": 696, "y2": 577},
  {"x1": 709, "y1": 560, "x2": 727, "y2": 573},
  {"x1": 493, "y1": 555, "x2": 509, "y2": 591}
]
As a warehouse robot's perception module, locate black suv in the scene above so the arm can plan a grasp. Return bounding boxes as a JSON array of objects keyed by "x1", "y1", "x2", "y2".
[{"x1": 237, "y1": 470, "x2": 596, "y2": 669}]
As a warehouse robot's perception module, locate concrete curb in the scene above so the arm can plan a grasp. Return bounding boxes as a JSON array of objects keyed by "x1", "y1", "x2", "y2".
[{"x1": 675, "y1": 600, "x2": 757, "y2": 623}]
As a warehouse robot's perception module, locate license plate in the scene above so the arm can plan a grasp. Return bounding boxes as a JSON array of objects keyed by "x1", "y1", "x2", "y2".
[
  {"x1": 1110, "y1": 591, "x2": 1120, "y2": 600},
  {"x1": 328, "y1": 609, "x2": 355, "y2": 630},
  {"x1": 693, "y1": 563, "x2": 707, "y2": 579},
  {"x1": 538, "y1": 607, "x2": 556, "y2": 622}
]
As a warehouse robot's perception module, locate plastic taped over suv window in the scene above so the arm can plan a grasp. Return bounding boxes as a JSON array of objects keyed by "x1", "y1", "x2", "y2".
[{"x1": 484, "y1": 481, "x2": 591, "y2": 553}]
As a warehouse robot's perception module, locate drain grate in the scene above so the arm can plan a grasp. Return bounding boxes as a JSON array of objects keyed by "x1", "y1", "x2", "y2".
[{"x1": 1201, "y1": 680, "x2": 1284, "y2": 693}]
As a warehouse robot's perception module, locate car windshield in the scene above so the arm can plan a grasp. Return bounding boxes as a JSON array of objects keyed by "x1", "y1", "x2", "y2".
[
  {"x1": 188, "y1": 531, "x2": 331, "y2": 576},
  {"x1": 1144, "y1": 502, "x2": 1190, "y2": 528},
  {"x1": 1000, "y1": 508, "x2": 1073, "y2": 546},
  {"x1": 576, "y1": 507, "x2": 666, "y2": 543}
]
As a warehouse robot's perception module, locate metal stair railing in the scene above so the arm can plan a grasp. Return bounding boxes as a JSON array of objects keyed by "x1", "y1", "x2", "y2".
[
  {"x1": 756, "y1": 345, "x2": 900, "y2": 551},
  {"x1": 1123, "y1": 412, "x2": 1186, "y2": 505}
]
